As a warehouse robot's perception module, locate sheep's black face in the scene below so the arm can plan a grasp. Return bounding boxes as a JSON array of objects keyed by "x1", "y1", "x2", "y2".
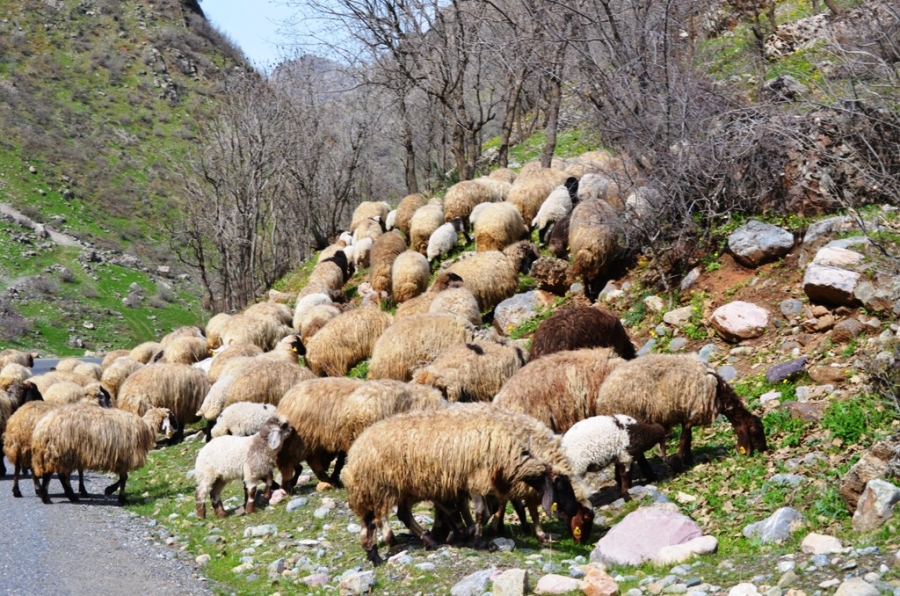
[
  {"x1": 289, "y1": 335, "x2": 306, "y2": 356},
  {"x1": 98, "y1": 386, "x2": 113, "y2": 408},
  {"x1": 550, "y1": 475, "x2": 595, "y2": 544}
]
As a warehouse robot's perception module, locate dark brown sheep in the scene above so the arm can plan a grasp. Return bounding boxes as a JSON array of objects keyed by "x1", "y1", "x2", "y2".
[{"x1": 529, "y1": 305, "x2": 636, "y2": 361}]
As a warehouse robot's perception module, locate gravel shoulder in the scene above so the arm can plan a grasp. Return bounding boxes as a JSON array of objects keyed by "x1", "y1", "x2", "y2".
[{"x1": 0, "y1": 462, "x2": 213, "y2": 596}]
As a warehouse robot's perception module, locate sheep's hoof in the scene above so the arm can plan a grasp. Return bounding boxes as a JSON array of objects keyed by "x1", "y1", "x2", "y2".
[
  {"x1": 536, "y1": 534, "x2": 554, "y2": 545},
  {"x1": 214, "y1": 505, "x2": 228, "y2": 518},
  {"x1": 196, "y1": 504, "x2": 206, "y2": 519},
  {"x1": 117, "y1": 495, "x2": 127, "y2": 506},
  {"x1": 103, "y1": 484, "x2": 118, "y2": 496},
  {"x1": 80, "y1": 489, "x2": 90, "y2": 498},
  {"x1": 40, "y1": 496, "x2": 52, "y2": 505},
  {"x1": 12, "y1": 487, "x2": 22, "y2": 498},
  {"x1": 366, "y1": 547, "x2": 383, "y2": 567},
  {"x1": 422, "y1": 533, "x2": 439, "y2": 551}
]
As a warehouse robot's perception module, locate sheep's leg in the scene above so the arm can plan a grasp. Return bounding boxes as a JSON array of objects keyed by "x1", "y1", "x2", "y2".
[
  {"x1": 195, "y1": 486, "x2": 208, "y2": 519},
  {"x1": 328, "y1": 452, "x2": 346, "y2": 487},
  {"x1": 379, "y1": 516, "x2": 397, "y2": 547},
  {"x1": 245, "y1": 483, "x2": 257, "y2": 514},
  {"x1": 307, "y1": 453, "x2": 334, "y2": 485},
  {"x1": 12, "y1": 461, "x2": 23, "y2": 498},
  {"x1": 635, "y1": 453, "x2": 657, "y2": 482},
  {"x1": 361, "y1": 511, "x2": 383, "y2": 567},
  {"x1": 115, "y1": 473, "x2": 128, "y2": 505},
  {"x1": 210, "y1": 478, "x2": 228, "y2": 518},
  {"x1": 203, "y1": 419, "x2": 214, "y2": 442},
  {"x1": 396, "y1": 501, "x2": 438, "y2": 550},
  {"x1": 524, "y1": 500, "x2": 552, "y2": 544},
  {"x1": 470, "y1": 496, "x2": 491, "y2": 547},
  {"x1": 262, "y1": 473, "x2": 274, "y2": 502},
  {"x1": 673, "y1": 423, "x2": 694, "y2": 471},
  {"x1": 38, "y1": 475, "x2": 53, "y2": 504},
  {"x1": 615, "y1": 461, "x2": 633, "y2": 497},
  {"x1": 59, "y1": 472, "x2": 79, "y2": 503}
]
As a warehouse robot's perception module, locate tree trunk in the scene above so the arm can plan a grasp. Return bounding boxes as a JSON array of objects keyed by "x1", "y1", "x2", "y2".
[{"x1": 540, "y1": 74, "x2": 563, "y2": 168}]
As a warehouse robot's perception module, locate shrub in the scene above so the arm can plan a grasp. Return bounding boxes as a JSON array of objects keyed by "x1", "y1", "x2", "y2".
[{"x1": 0, "y1": 300, "x2": 31, "y2": 341}]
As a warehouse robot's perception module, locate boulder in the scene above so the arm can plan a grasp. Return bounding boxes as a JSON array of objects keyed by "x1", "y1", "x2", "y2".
[
  {"x1": 803, "y1": 264, "x2": 860, "y2": 306},
  {"x1": 812, "y1": 246, "x2": 864, "y2": 268},
  {"x1": 742, "y1": 507, "x2": 806, "y2": 543},
  {"x1": 492, "y1": 568, "x2": 528, "y2": 596},
  {"x1": 833, "y1": 578, "x2": 880, "y2": 596},
  {"x1": 591, "y1": 506, "x2": 706, "y2": 566},
  {"x1": 840, "y1": 434, "x2": 900, "y2": 511},
  {"x1": 727, "y1": 220, "x2": 794, "y2": 267},
  {"x1": 853, "y1": 281, "x2": 895, "y2": 313},
  {"x1": 493, "y1": 291, "x2": 556, "y2": 336},
  {"x1": 780, "y1": 299, "x2": 804, "y2": 317},
  {"x1": 852, "y1": 479, "x2": 900, "y2": 532},
  {"x1": 808, "y1": 365, "x2": 848, "y2": 385},
  {"x1": 339, "y1": 570, "x2": 376, "y2": 595},
  {"x1": 765, "y1": 357, "x2": 808, "y2": 384},
  {"x1": 709, "y1": 301, "x2": 769, "y2": 342},
  {"x1": 534, "y1": 574, "x2": 582, "y2": 595},
  {"x1": 800, "y1": 532, "x2": 843, "y2": 555},
  {"x1": 452, "y1": 569, "x2": 497, "y2": 596},
  {"x1": 831, "y1": 318, "x2": 865, "y2": 343},
  {"x1": 581, "y1": 568, "x2": 619, "y2": 596}
]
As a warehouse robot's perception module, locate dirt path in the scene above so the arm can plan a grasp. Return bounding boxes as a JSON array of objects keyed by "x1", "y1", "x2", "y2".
[{"x1": 0, "y1": 203, "x2": 82, "y2": 248}]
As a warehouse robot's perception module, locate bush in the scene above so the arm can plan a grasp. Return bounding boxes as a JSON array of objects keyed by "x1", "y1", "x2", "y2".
[{"x1": 0, "y1": 300, "x2": 31, "y2": 341}]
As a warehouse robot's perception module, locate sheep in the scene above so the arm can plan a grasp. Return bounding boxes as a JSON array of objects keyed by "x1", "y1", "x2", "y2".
[
  {"x1": 297, "y1": 303, "x2": 342, "y2": 343},
  {"x1": 624, "y1": 186, "x2": 662, "y2": 224},
  {"x1": 117, "y1": 363, "x2": 211, "y2": 440},
  {"x1": 489, "y1": 168, "x2": 517, "y2": 184},
  {"x1": 409, "y1": 202, "x2": 445, "y2": 255},
  {"x1": 304, "y1": 307, "x2": 393, "y2": 377},
  {"x1": 31, "y1": 403, "x2": 176, "y2": 504},
  {"x1": 367, "y1": 231, "x2": 407, "y2": 298},
  {"x1": 353, "y1": 216, "x2": 386, "y2": 245},
  {"x1": 368, "y1": 313, "x2": 479, "y2": 381},
  {"x1": 353, "y1": 236, "x2": 375, "y2": 269},
  {"x1": 472, "y1": 176, "x2": 512, "y2": 201},
  {"x1": 577, "y1": 172, "x2": 620, "y2": 207},
  {"x1": 494, "y1": 347, "x2": 625, "y2": 434},
  {"x1": 474, "y1": 202, "x2": 527, "y2": 252},
  {"x1": 194, "y1": 415, "x2": 294, "y2": 518},
  {"x1": 292, "y1": 292, "x2": 334, "y2": 330},
  {"x1": 561, "y1": 414, "x2": 668, "y2": 498},
  {"x1": 532, "y1": 176, "x2": 579, "y2": 243},
  {"x1": 318, "y1": 239, "x2": 351, "y2": 264},
  {"x1": 568, "y1": 198, "x2": 628, "y2": 299},
  {"x1": 259, "y1": 333, "x2": 305, "y2": 364},
  {"x1": 412, "y1": 340, "x2": 527, "y2": 403},
  {"x1": 205, "y1": 312, "x2": 232, "y2": 350},
  {"x1": 244, "y1": 301, "x2": 294, "y2": 328},
  {"x1": 395, "y1": 193, "x2": 427, "y2": 238},
  {"x1": 211, "y1": 402, "x2": 277, "y2": 438},
  {"x1": 350, "y1": 201, "x2": 391, "y2": 233},
  {"x1": 547, "y1": 211, "x2": 572, "y2": 259},
  {"x1": 99, "y1": 357, "x2": 143, "y2": 402},
  {"x1": 529, "y1": 305, "x2": 637, "y2": 361},
  {"x1": 442, "y1": 241, "x2": 539, "y2": 312},
  {"x1": 0, "y1": 363, "x2": 32, "y2": 385},
  {"x1": 427, "y1": 286, "x2": 481, "y2": 326},
  {"x1": 218, "y1": 313, "x2": 293, "y2": 352},
  {"x1": 341, "y1": 408, "x2": 563, "y2": 565},
  {"x1": 29, "y1": 370, "x2": 95, "y2": 395},
  {"x1": 196, "y1": 374, "x2": 239, "y2": 439},
  {"x1": 129, "y1": 341, "x2": 162, "y2": 364},
  {"x1": 158, "y1": 335, "x2": 210, "y2": 365},
  {"x1": 507, "y1": 167, "x2": 570, "y2": 225},
  {"x1": 221, "y1": 360, "x2": 316, "y2": 410},
  {"x1": 391, "y1": 250, "x2": 430, "y2": 303},
  {"x1": 207, "y1": 344, "x2": 263, "y2": 383},
  {"x1": 54, "y1": 357, "x2": 84, "y2": 372},
  {"x1": 385, "y1": 209, "x2": 397, "y2": 231},
  {"x1": 594, "y1": 354, "x2": 767, "y2": 470},
  {"x1": 0, "y1": 349, "x2": 34, "y2": 369},
  {"x1": 0, "y1": 380, "x2": 43, "y2": 476},
  {"x1": 468, "y1": 201, "x2": 491, "y2": 229},
  {"x1": 443, "y1": 180, "x2": 495, "y2": 226},
  {"x1": 43, "y1": 381, "x2": 112, "y2": 408},
  {"x1": 276, "y1": 378, "x2": 444, "y2": 490},
  {"x1": 426, "y1": 218, "x2": 469, "y2": 263},
  {"x1": 160, "y1": 326, "x2": 205, "y2": 349}
]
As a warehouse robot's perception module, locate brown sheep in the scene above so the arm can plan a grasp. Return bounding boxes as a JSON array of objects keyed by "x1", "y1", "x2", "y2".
[
  {"x1": 395, "y1": 193, "x2": 427, "y2": 239},
  {"x1": 304, "y1": 307, "x2": 393, "y2": 377},
  {"x1": 368, "y1": 231, "x2": 408, "y2": 297},
  {"x1": 529, "y1": 305, "x2": 636, "y2": 361},
  {"x1": 391, "y1": 250, "x2": 430, "y2": 303},
  {"x1": 117, "y1": 363, "x2": 210, "y2": 441},
  {"x1": 412, "y1": 340, "x2": 527, "y2": 403},
  {"x1": 568, "y1": 198, "x2": 627, "y2": 299},
  {"x1": 442, "y1": 241, "x2": 539, "y2": 312}
]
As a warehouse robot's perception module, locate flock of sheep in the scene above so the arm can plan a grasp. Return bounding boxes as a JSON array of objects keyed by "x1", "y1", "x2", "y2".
[{"x1": 0, "y1": 149, "x2": 768, "y2": 566}]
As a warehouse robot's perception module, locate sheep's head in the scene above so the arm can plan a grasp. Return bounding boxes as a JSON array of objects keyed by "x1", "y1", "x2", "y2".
[
  {"x1": 95, "y1": 384, "x2": 113, "y2": 408},
  {"x1": 161, "y1": 410, "x2": 178, "y2": 439},
  {"x1": 284, "y1": 334, "x2": 306, "y2": 357},
  {"x1": 260, "y1": 415, "x2": 294, "y2": 451},
  {"x1": 547, "y1": 475, "x2": 595, "y2": 545},
  {"x1": 731, "y1": 409, "x2": 767, "y2": 456},
  {"x1": 7, "y1": 380, "x2": 43, "y2": 406}
]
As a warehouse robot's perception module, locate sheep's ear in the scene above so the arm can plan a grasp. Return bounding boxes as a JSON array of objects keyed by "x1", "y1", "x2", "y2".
[
  {"x1": 268, "y1": 429, "x2": 284, "y2": 450},
  {"x1": 541, "y1": 475, "x2": 556, "y2": 517}
]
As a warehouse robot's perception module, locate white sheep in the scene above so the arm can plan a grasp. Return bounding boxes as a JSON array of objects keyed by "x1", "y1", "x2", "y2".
[
  {"x1": 426, "y1": 218, "x2": 468, "y2": 263},
  {"x1": 194, "y1": 415, "x2": 294, "y2": 518},
  {"x1": 211, "y1": 402, "x2": 277, "y2": 438},
  {"x1": 353, "y1": 236, "x2": 374, "y2": 269},
  {"x1": 532, "y1": 176, "x2": 579, "y2": 243},
  {"x1": 560, "y1": 414, "x2": 667, "y2": 497},
  {"x1": 385, "y1": 209, "x2": 398, "y2": 231}
]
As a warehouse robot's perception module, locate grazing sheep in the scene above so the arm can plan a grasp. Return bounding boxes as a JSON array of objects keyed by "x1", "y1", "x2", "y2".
[
  {"x1": 532, "y1": 177, "x2": 580, "y2": 243},
  {"x1": 1, "y1": 363, "x2": 32, "y2": 385},
  {"x1": 350, "y1": 201, "x2": 391, "y2": 233},
  {"x1": 259, "y1": 334, "x2": 305, "y2": 364},
  {"x1": 0, "y1": 380, "x2": 44, "y2": 476},
  {"x1": 409, "y1": 202, "x2": 445, "y2": 255},
  {"x1": 427, "y1": 218, "x2": 469, "y2": 263},
  {"x1": 29, "y1": 371, "x2": 95, "y2": 395},
  {"x1": 341, "y1": 408, "x2": 562, "y2": 565},
  {"x1": 443, "y1": 180, "x2": 495, "y2": 226},
  {"x1": 117, "y1": 363, "x2": 210, "y2": 440},
  {"x1": 244, "y1": 301, "x2": 294, "y2": 328},
  {"x1": 297, "y1": 303, "x2": 342, "y2": 343},
  {"x1": 489, "y1": 168, "x2": 517, "y2": 184},
  {"x1": 299, "y1": 250, "x2": 353, "y2": 301},
  {"x1": 353, "y1": 216, "x2": 386, "y2": 244},
  {"x1": 474, "y1": 202, "x2": 527, "y2": 253},
  {"x1": 292, "y1": 292, "x2": 334, "y2": 330},
  {"x1": 443, "y1": 241, "x2": 539, "y2": 312},
  {"x1": 304, "y1": 307, "x2": 392, "y2": 377},
  {"x1": 547, "y1": 211, "x2": 573, "y2": 259},
  {"x1": 577, "y1": 172, "x2": 620, "y2": 207},
  {"x1": 494, "y1": 348, "x2": 624, "y2": 433},
  {"x1": 194, "y1": 415, "x2": 294, "y2": 518},
  {"x1": 207, "y1": 344, "x2": 263, "y2": 383},
  {"x1": 318, "y1": 239, "x2": 351, "y2": 264},
  {"x1": 385, "y1": 209, "x2": 397, "y2": 231},
  {"x1": 395, "y1": 193, "x2": 427, "y2": 238},
  {"x1": 624, "y1": 186, "x2": 662, "y2": 224},
  {"x1": 31, "y1": 403, "x2": 176, "y2": 504},
  {"x1": 568, "y1": 198, "x2": 627, "y2": 299},
  {"x1": 427, "y1": 286, "x2": 481, "y2": 326},
  {"x1": 43, "y1": 381, "x2": 112, "y2": 408},
  {"x1": 529, "y1": 305, "x2": 637, "y2": 361},
  {"x1": 160, "y1": 326, "x2": 205, "y2": 349},
  {"x1": 594, "y1": 354, "x2": 767, "y2": 469},
  {"x1": 159, "y1": 336, "x2": 210, "y2": 365},
  {"x1": 219, "y1": 313, "x2": 293, "y2": 352},
  {"x1": 99, "y1": 357, "x2": 143, "y2": 402},
  {"x1": 507, "y1": 167, "x2": 570, "y2": 225},
  {"x1": 352, "y1": 236, "x2": 375, "y2": 269},
  {"x1": 205, "y1": 312, "x2": 232, "y2": 351},
  {"x1": 368, "y1": 313, "x2": 478, "y2": 381},
  {"x1": 412, "y1": 340, "x2": 527, "y2": 402},
  {"x1": 468, "y1": 201, "x2": 491, "y2": 228},
  {"x1": 561, "y1": 414, "x2": 667, "y2": 497},
  {"x1": 472, "y1": 176, "x2": 512, "y2": 201},
  {"x1": 0, "y1": 349, "x2": 34, "y2": 369},
  {"x1": 211, "y1": 402, "x2": 277, "y2": 438},
  {"x1": 222, "y1": 360, "x2": 316, "y2": 410},
  {"x1": 129, "y1": 341, "x2": 162, "y2": 364},
  {"x1": 391, "y1": 251, "x2": 430, "y2": 303},
  {"x1": 196, "y1": 374, "x2": 238, "y2": 439},
  {"x1": 368, "y1": 231, "x2": 408, "y2": 297},
  {"x1": 54, "y1": 357, "x2": 83, "y2": 372}
]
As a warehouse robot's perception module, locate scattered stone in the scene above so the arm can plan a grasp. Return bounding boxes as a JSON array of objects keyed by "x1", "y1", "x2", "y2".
[
  {"x1": 729, "y1": 583, "x2": 761, "y2": 596},
  {"x1": 759, "y1": 391, "x2": 781, "y2": 404},
  {"x1": 302, "y1": 573, "x2": 330, "y2": 588},
  {"x1": 314, "y1": 506, "x2": 331, "y2": 519},
  {"x1": 778, "y1": 570, "x2": 800, "y2": 588},
  {"x1": 808, "y1": 365, "x2": 848, "y2": 385},
  {"x1": 727, "y1": 220, "x2": 794, "y2": 267},
  {"x1": 710, "y1": 301, "x2": 770, "y2": 342},
  {"x1": 638, "y1": 340, "x2": 657, "y2": 357},
  {"x1": 852, "y1": 479, "x2": 900, "y2": 532},
  {"x1": 768, "y1": 474, "x2": 805, "y2": 487},
  {"x1": 853, "y1": 282, "x2": 894, "y2": 313},
  {"x1": 581, "y1": 567, "x2": 619, "y2": 596},
  {"x1": 339, "y1": 570, "x2": 376, "y2": 595},
  {"x1": 591, "y1": 506, "x2": 706, "y2": 567},
  {"x1": 653, "y1": 535, "x2": 718, "y2": 566},
  {"x1": 780, "y1": 299, "x2": 804, "y2": 317},
  {"x1": 800, "y1": 532, "x2": 843, "y2": 555},
  {"x1": 743, "y1": 507, "x2": 806, "y2": 543},
  {"x1": 243, "y1": 524, "x2": 278, "y2": 538},
  {"x1": 195, "y1": 554, "x2": 211, "y2": 567},
  {"x1": 765, "y1": 357, "x2": 808, "y2": 383},
  {"x1": 698, "y1": 344, "x2": 718, "y2": 362},
  {"x1": 534, "y1": 574, "x2": 582, "y2": 595},
  {"x1": 268, "y1": 489, "x2": 288, "y2": 505},
  {"x1": 680, "y1": 268, "x2": 701, "y2": 291},
  {"x1": 840, "y1": 435, "x2": 900, "y2": 511},
  {"x1": 492, "y1": 568, "x2": 528, "y2": 596},
  {"x1": 645, "y1": 296, "x2": 666, "y2": 313},
  {"x1": 494, "y1": 291, "x2": 556, "y2": 335},
  {"x1": 668, "y1": 338, "x2": 687, "y2": 352},
  {"x1": 832, "y1": 318, "x2": 865, "y2": 343},
  {"x1": 287, "y1": 497, "x2": 309, "y2": 512},
  {"x1": 415, "y1": 562, "x2": 436, "y2": 571},
  {"x1": 802, "y1": 264, "x2": 860, "y2": 306},
  {"x1": 663, "y1": 306, "x2": 694, "y2": 327},
  {"x1": 813, "y1": 247, "x2": 864, "y2": 268},
  {"x1": 451, "y1": 568, "x2": 496, "y2": 596},
  {"x1": 716, "y1": 366, "x2": 737, "y2": 382},
  {"x1": 833, "y1": 578, "x2": 880, "y2": 596},
  {"x1": 492, "y1": 537, "x2": 516, "y2": 552},
  {"x1": 268, "y1": 558, "x2": 286, "y2": 576}
]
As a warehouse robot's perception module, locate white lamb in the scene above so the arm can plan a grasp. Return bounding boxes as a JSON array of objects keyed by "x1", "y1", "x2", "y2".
[
  {"x1": 532, "y1": 176, "x2": 579, "y2": 243},
  {"x1": 194, "y1": 415, "x2": 293, "y2": 518},
  {"x1": 561, "y1": 414, "x2": 666, "y2": 497},
  {"x1": 211, "y1": 402, "x2": 277, "y2": 438},
  {"x1": 426, "y1": 218, "x2": 469, "y2": 263}
]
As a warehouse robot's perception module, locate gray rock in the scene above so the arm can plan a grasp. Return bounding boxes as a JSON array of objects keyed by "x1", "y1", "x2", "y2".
[
  {"x1": 268, "y1": 558, "x2": 286, "y2": 576},
  {"x1": 534, "y1": 574, "x2": 582, "y2": 595},
  {"x1": 854, "y1": 282, "x2": 895, "y2": 313},
  {"x1": 243, "y1": 524, "x2": 278, "y2": 538},
  {"x1": 492, "y1": 537, "x2": 516, "y2": 552},
  {"x1": 339, "y1": 570, "x2": 376, "y2": 595},
  {"x1": 824, "y1": 236, "x2": 870, "y2": 250},
  {"x1": 287, "y1": 497, "x2": 308, "y2": 512},
  {"x1": 710, "y1": 301, "x2": 770, "y2": 342},
  {"x1": 813, "y1": 246, "x2": 863, "y2": 268},
  {"x1": 680, "y1": 267, "x2": 701, "y2": 291},
  {"x1": 780, "y1": 299, "x2": 804, "y2": 317},
  {"x1": 803, "y1": 264, "x2": 860, "y2": 306},
  {"x1": 727, "y1": 220, "x2": 794, "y2": 267},
  {"x1": 664, "y1": 306, "x2": 695, "y2": 327},
  {"x1": 591, "y1": 506, "x2": 706, "y2": 566},
  {"x1": 768, "y1": 474, "x2": 805, "y2": 487},
  {"x1": 852, "y1": 478, "x2": 900, "y2": 532},
  {"x1": 716, "y1": 366, "x2": 737, "y2": 382},
  {"x1": 833, "y1": 578, "x2": 880, "y2": 596},
  {"x1": 698, "y1": 344, "x2": 718, "y2": 362},
  {"x1": 313, "y1": 506, "x2": 331, "y2": 519},
  {"x1": 494, "y1": 291, "x2": 555, "y2": 336},
  {"x1": 765, "y1": 357, "x2": 808, "y2": 383},
  {"x1": 415, "y1": 563, "x2": 436, "y2": 571},
  {"x1": 742, "y1": 507, "x2": 806, "y2": 543},
  {"x1": 803, "y1": 216, "x2": 861, "y2": 247},
  {"x1": 645, "y1": 295, "x2": 666, "y2": 313},
  {"x1": 493, "y1": 568, "x2": 528, "y2": 596},
  {"x1": 637, "y1": 339, "x2": 657, "y2": 356},
  {"x1": 668, "y1": 338, "x2": 687, "y2": 352},
  {"x1": 450, "y1": 568, "x2": 496, "y2": 596},
  {"x1": 800, "y1": 532, "x2": 843, "y2": 555}
]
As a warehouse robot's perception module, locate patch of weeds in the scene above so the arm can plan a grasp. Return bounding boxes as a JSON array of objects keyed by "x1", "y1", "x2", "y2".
[
  {"x1": 622, "y1": 299, "x2": 647, "y2": 328},
  {"x1": 518, "y1": 274, "x2": 537, "y2": 293},
  {"x1": 821, "y1": 395, "x2": 891, "y2": 446},
  {"x1": 809, "y1": 485, "x2": 850, "y2": 523},
  {"x1": 347, "y1": 360, "x2": 369, "y2": 379},
  {"x1": 724, "y1": 279, "x2": 750, "y2": 298},
  {"x1": 762, "y1": 410, "x2": 807, "y2": 449},
  {"x1": 702, "y1": 253, "x2": 722, "y2": 272}
]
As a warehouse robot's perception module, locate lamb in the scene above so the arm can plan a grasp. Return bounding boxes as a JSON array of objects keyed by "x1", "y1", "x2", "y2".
[
  {"x1": 194, "y1": 415, "x2": 294, "y2": 518},
  {"x1": 368, "y1": 313, "x2": 478, "y2": 381},
  {"x1": 368, "y1": 231, "x2": 408, "y2": 297},
  {"x1": 426, "y1": 218, "x2": 469, "y2": 263},
  {"x1": 352, "y1": 236, "x2": 374, "y2": 269},
  {"x1": 304, "y1": 307, "x2": 392, "y2": 377},
  {"x1": 395, "y1": 193, "x2": 427, "y2": 238},
  {"x1": 594, "y1": 354, "x2": 767, "y2": 470},
  {"x1": 31, "y1": 403, "x2": 176, "y2": 504},
  {"x1": 341, "y1": 408, "x2": 563, "y2": 565},
  {"x1": 412, "y1": 340, "x2": 527, "y2": 403},
  {"x1": 211, "y1": 402, "x2": 277, "y2": 438},
  {"x1": 0, "y1": 349, "x2": 34, "y2": 369},
  {"x1": 0, "y1": 380, "x2": 43, "y2": 476},
  {"x1": 391, "y1": 250, "x2": 430, "y2": 303},
  {"x1": 532, "y1": 176, "x2": 580, "y2": 243},
  {"x1": 43, "y1": 381, "x2": 113, "y2": 408},
  {"x1": 196, "y1": 374, "x2": 238, "y2": 439},
  {"x1": 494, "y1": 347, "x2": 625, "y2": 434},
  {"x1": 350, "y1": 201, "x2": 391, "y2": 233},
  {"x1": 442, "y1": 241, "x2": 539, "y2": 312},
  {"x1": 568, "y1": 198, "x2": 628, "y2": 299},
  {"x1": 385, "y1": 209, "x2": 397, "y2": 231},
  {"x1": 117, "y1": 363, "x2": 211, "y2": 441},
  {"x1": 529, "y1": 305, "x2": 637, "y2": 361},
  {"x1": 353, "y1": 216, "x2": 386, "y2": 244},
  {"x1": 561, "y1": 415, "x2": 667, "y2": 497},
  {"x1": 443, "y1": 180, "x2": 495, "y2": 226},
  {"x1": 474, "y1": 202, "x2": 527, "y2": 252},
  {"x1": 409, "y1": 202, "x2": 445, "y2": 255}
]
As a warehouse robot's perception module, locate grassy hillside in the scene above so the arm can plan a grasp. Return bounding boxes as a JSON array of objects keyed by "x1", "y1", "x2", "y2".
[{"x1": 0, "y1": 0, "x2": 247, "y2": 355}]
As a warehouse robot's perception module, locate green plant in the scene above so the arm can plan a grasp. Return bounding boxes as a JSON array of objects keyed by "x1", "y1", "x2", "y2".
[
  {"x1": 702, "y1": 253, "x2": 722, "y2": 272},
  {"x1": 821, "y1": 395, "x2": 891, "y2": 445},
  {"x1": 622, "y1": 299, "x2": 647, "y2": 328},
  {"x1": 348, "y1": 360, "x2": 369, "y2": 379}
]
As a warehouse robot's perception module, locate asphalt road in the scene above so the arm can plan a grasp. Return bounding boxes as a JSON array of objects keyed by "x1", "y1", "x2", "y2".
[{"x1": 0, "y1": 468, "x2": 214, "y2": 596}]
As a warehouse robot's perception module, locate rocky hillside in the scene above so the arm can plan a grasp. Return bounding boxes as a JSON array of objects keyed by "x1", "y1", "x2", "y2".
[{"x1": 0, "y1": 0, "x2": 247, "y2": 355}]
